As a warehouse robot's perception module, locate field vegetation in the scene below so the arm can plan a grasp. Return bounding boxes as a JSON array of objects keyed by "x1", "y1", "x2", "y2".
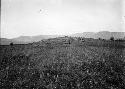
[{"x1": 0, "y1": 37, "x2": 125, "y2": 89}]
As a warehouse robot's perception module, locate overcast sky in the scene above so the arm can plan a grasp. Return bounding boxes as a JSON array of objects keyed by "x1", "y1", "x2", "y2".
[{"x1": 1, "y1": 0, "x2": 125, "y2": 38}]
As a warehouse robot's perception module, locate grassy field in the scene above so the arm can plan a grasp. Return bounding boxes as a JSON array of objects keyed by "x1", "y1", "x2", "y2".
[{"x1": 0, "y1": 37, "x2": 125, "y2": 89}]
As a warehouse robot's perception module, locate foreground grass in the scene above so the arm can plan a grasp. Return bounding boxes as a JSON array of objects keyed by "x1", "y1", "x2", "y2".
[{"x1": 0, "y1": 38, "x2": 125, "y2": 89}]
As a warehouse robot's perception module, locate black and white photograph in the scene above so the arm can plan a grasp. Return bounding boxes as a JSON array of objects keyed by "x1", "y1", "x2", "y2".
[{"x1": 0, "y1": 0, "x2": 125, "y2": 89}]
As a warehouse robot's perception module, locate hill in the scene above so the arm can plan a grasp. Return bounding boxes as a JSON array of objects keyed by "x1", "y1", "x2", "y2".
[
  {"x1": 0, "y1": 35, "x2": 63, "y2": 45},
  {"x1": 71, "y1": 31, "x2": 125, "y2": 39},
  {"x1": 0, "y1": 38, "x2": 28, "y2": 45},
  {"x1": 1, "y1": 31, "x2": 125, "y2": 45}
]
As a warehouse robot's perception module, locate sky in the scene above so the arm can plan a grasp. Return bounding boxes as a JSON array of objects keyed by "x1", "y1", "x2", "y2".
[{"x1": 1, "y1": 0, "x2": 125, "y2": 38}]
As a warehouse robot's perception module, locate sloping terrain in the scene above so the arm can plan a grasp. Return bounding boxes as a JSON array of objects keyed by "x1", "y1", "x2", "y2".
[
  {"x1": 0, "y1": 35, "x2": 63, "y2": 45},
  {"x1": 0, "y1": 37, "x2": 125, "y2": 89},
  {"x1": 0, "y1": 38, "x2": 28, "y2": 45},
  {"x1": 1, "y1": 31, "x2": 125, "y2": 45},
  {"x1": 71, "y1": 31, "x2": 125, "y2": 39}
]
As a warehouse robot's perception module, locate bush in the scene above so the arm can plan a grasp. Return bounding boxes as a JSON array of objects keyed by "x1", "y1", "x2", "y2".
[{"x1": 110, "y1": 37, "x2": 114, "y2": 41}]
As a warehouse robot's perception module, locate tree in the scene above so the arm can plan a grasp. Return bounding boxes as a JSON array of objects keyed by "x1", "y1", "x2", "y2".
[
  {"x1": 98, "y1": 38, "x2": 101, "y2": 40},
  {"x1": 110, "y1": 37, "x2": 114, "y2": 41},
  {"x1": 10, "y1": 42, "x2": 13, "y2": 46}
]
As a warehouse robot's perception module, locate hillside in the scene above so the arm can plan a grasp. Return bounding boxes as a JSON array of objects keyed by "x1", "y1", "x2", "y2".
[
  {"x1": 0, "y1": 37, "x2": 125, "y2": 89},
  {"x1": 12, "y1": 35, "x2": 63, "y2": 42},
  {"x1": 0, "y1": 35, "x2": 63, "y2": 45},
  {"x1": 0, "y1": 38, "x2": 28, "y2": 45},
  {"x1": 71, "y1": 31, "x2": 125, "y2": 39},
  {"x1": 1, "y1": 31, "x2": 125, "y2": 45}
]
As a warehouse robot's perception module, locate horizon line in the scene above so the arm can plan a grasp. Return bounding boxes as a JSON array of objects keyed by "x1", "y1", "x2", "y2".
[{"x1": 1, "y1": 31, "x2": 125, "y2": 39}]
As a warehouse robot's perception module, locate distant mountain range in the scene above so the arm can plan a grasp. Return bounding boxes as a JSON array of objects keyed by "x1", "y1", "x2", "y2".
[
  {"x1": 71, "y1": 31, "x2": 125, "y2": 39},
  {"x1": 0, "y1": 35, "x2": 62, "y2": 45},
  {"x1": 0, "y1": 31, "x2": 125, "y2": 45}
]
